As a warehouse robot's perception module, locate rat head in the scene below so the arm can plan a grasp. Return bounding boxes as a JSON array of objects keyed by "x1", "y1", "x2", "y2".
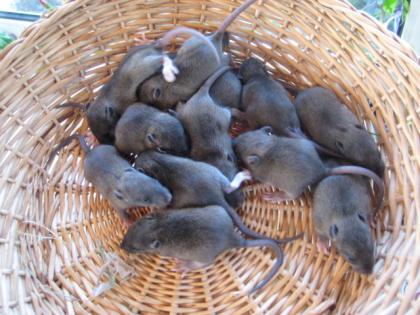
[
  {"x1": 134, "y1": 151, "x2": 169, "y2": 183},
  {"x1": 120, "y1": 212, "x2": 165, "y2": 253},
  {"x1": 337, "y1": 127, "x2": 385, "y2": 177},
  {"x1": 329, "y1": 214, "x2": 375, "y2": 274},
  {"x1": 146, "y1": 114, "x2": 189, "y2": 155},
  {"x1": 86, "y1": 99, "x2": 119, "y2": 144},
  {"x1": 233, "y1": 126, "x2": 274, "y2": 169},
  {"x1": 137, "y1": 74, "x2": 176, "y2": 110},
  {"x1": 114, "y1": 168, "x2": 172, "y2": 208},
  {"x1": 239, "y1": 57, "x2": 267, "y2": 82}
]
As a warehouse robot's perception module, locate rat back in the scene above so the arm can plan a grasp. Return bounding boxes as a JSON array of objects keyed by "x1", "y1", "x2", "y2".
[
  {"x1": 242, "y1": 75, "x2": 300, "y2": 135},
  {"x1": 295, "y1": 87, "x2": 384, "y2": 176},
  {"x1": 210, "y1": 70, "x2": 242, "y2": 109},
  {"x1": 156, "y1": 206, "x2": 242, "y2": 263},
  {"x1": 256, "y1": 138, "x2": 325, "y2": 197}
]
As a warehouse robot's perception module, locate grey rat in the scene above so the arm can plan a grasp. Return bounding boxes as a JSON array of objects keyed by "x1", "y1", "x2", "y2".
[
  {"x1": 210, "y1": 68, "x2": 242, "y2": 109},
  {"x1": 234, "y1": 58, "x2": 342, "y2": 158},
  {"x1": 121, "y1": 205, "x2": 284, "y2": 294},
  {"x1": 233, "y1": 126, "x2": 384, "y2": 212},
  {"x1": 137, "y1": 0, "x2": 258, "y2": 109},
  {"x1": 114, "y1": 103, "x2": 188, "y2": 155},
  {"x1": 48, "y1": 134, "x2": 172, "y2": 225},
  {"x1": 57, "y1": 28, "x2": 218, "y2": 144},
  {"x1": 294, "y1": 87, "x2": 385, "y2": 177},
  {"x1": 176, "y1": 66, "x2": 238, "y2": 179},
  {"x1": 134, "y1": 151, "x2": 301, "y2": 244},
  {"x1": 313, "y1": 159, "x2": 375, "y2": 274}
]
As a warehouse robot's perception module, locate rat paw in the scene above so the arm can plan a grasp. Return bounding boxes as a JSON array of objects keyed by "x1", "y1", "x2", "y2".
[
  {"x1": 316, "y1": 238, "x2": 330, "y2": 255},
  {"x1": 162, "y1": 55, "x2": 179, "y2": 82}
]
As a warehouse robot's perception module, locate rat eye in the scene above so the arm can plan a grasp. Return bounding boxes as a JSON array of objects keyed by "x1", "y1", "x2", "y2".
[
  {"x1": 149, "y1": 240, "x2": 161, "y2": 249},
  {"x1": 347, "y1": 256, "x2": 357, "y2": 264},
  {"x1": 246, "y1": 154, "x2": 260, "y2": 166},
  {"x1": 227, "y1": 153, "x2": 234, "y2": 162},
  {"x1": 261, "y1": 126, "x2": 273, "y2": 135},
  {"x1": 329, "y1": 224, "x2": 339, "y2": 238},
  {"x1": 354, "y1": 124, "x2": 364, "y2": 130},
  {"x1": 152, "y1": 88, "x2": 161, "y2": 99},
  {"x1": 358, "y1": 213, "x2": 367, "y2": 222}
]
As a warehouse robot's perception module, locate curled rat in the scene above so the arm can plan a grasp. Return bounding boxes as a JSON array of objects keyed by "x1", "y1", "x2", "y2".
[
  {"x1": 57, "y1": 28, "x2": 218, "y2": 144},
  {"x1": 114, "y1": 103, "x2": 188, "y2": 155},
  {"x1": 48, "y1": 134, "x2": 172, "y2": 225},
  {"x1": 294, "y1": 87, "x2": 385, "y2": 177},
  {"x1": 313, "y1": 159, "x2": 375, "y2": 274},
  {"x1": 137, "y1": 0, "x2": 258, "y2": 109},
  {"x1": 177, "y1": 66, "x2": 238, "y2": 179},
  {"x1": 121, "y1": 205, "x2": 284, "y2": 294},
  {"x1": 233, "y1": 127, "x2": 384, "y2": 211},
  {"x1": 134, "y1": 151, "x2": 301, "y2": 244}
]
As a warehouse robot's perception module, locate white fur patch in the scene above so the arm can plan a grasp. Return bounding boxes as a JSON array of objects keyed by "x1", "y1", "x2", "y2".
[{"x1": 162, "y1": 55, "x2": 179, "y2": 82}]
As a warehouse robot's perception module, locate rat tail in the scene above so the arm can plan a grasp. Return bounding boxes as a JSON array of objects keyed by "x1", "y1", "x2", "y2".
[
  {"x1": 240, "y1": 238, "x2": 284, "y2": 295},
  {"x1": 56, "y1": 102, "x2": 88, "y2": 111},
  {"x1": 199, "y1": 66, "x2": 231, "y2": 95},
  {"x1": 329, "y1": 165, "x2": 384, "y2": 213},
  {"x1": 222, "y1": 203, "x2": 302, "y2": 245},
  {"x1": 216, "y1": 0, "x2": 258, "y2": 37},
  {"x1": 158, "y1": 26, "x2": 220, "y2": 64},
  {"x1": 47, "y1": 134, "x2": 91, "y2": 166}
]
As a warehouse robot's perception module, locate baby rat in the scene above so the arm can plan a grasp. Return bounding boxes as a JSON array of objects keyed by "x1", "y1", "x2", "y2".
[
  {"x1": 137, "y1": 0, "x2": 258, "y2": 109},
  {"x1": 234, "y1": 58, "x2": 341, "y2": 158},
  {"x1": 121, "y1": 205, "x2": 284, "y2": 294},
  {"x1": 114, "y1": 103, "x2": 188, "y2": 155},
  {"x1": 134, "y1": 151, "x2": 301, "y2": 244},
  {"x1": 313, "y1": 159, "x2": 375, "y2": 274},
  {"x1": 48, "y1": 134, "x2": 172, "y2": 225},
  {"x1": 57, "y1": 28, "x2": 217, "y2": 144},
  {"x1": 233, "y1": 127, "x2": 384, "y2": 213},
  {"x1": 294, "y1": 87, "x2": 385, "y2": 177},
  {"x1": 237, "y1": 57, "x2": 301, "y2": 136},
  {"x1": 177, "y1": 66, "x2": 238, "y2": 179},
  {"x1": 210, "y1": 68, "x2": 242, "y2": 109}
]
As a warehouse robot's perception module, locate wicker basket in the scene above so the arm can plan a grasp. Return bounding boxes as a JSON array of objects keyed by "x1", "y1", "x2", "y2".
[{"x1": 0, "y1": 0, "x2": 419, "y2": 314}]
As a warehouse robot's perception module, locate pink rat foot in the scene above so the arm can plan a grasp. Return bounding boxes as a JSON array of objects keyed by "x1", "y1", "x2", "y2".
[
  {"x1": 316, "y1": 237, "x2": 331, "y2": 255},
  {"x1": 262, "y1": 191, "x2": 293, "y2": 203},
  {"x1": 173, "y1": 259, "x2": 209, "y2": 278}
]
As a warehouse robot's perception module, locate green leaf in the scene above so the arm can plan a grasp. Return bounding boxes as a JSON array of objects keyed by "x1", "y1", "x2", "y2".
[
  {"x1": 0, "y1": 33, "x2": 14, "y2": 50},
  {"x1": 383, "y1": 0, "x2": 399, "y2": 14},
  {"x1": 402, "y1": 0, "x2": 410, "y2": 22}
]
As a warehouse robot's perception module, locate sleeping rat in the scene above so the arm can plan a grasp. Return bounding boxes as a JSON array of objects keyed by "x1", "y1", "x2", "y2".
[
  {"x1": 134, "y1": 151, "x2": 301, "y2": 244},
  {"x1": 48, "y1": 134, "x2": 172, "y2": 225},
  {"x1": 294, "y1": 87, "x2": 385, "y2": 177},
  {"x1": 121, "y1": 205, "x2": 284, "y2": 294},
  {"x1": 313, "y1": 159, "x2": 375, "y2": 274},
  {"x1": 114, "y1": 103, "x2": 188, "y2": 155},
  {"x1": 57, "y1": 28, "x2": 218, "y2": 144},
  {"x1": 233, "y1": 127, "x2": 384, "y2": 211},
  {"x1": 233, "y1": 58, "x2": 342, "y2": 158},
  {"x1": 137, "y1": 0, "x2": 259, "y2": 109},
  {"x1": 176, "y1": 66, "x2": 238, "y2": 179}
]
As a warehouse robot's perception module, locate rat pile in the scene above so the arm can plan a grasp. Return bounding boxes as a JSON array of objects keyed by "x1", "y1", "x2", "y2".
[{"x1": 49, "y1": 0, "x2": 385, "y2": 295}]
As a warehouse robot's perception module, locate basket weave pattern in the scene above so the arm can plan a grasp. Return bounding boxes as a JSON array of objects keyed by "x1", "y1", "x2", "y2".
[{"x1": 0, "y1": 0, "x2": 419, "y2": 314}]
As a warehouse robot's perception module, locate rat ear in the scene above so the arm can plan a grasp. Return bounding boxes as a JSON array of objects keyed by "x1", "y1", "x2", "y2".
[
  {"x1": 329, "y1": 224, "x2": 339, "y2": 240},
  {"x1": 246, "y1": 154, "x2": 260, "y2": 166},
  {"x1": 149, "y1": 239, "x2": 161, "y2": 249},
  {"x1": 261, "y1": 126, "x2": 273, "y2": 135},
  {"x1": 335, "y1": 140, "x2": 345, "y2": 153},
  {"x1": 168, "y1": 109, "x2": 177, "y2": 117},
  {"x1": 152, "y1": 88, "x2": 161, "y2": 100}
]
